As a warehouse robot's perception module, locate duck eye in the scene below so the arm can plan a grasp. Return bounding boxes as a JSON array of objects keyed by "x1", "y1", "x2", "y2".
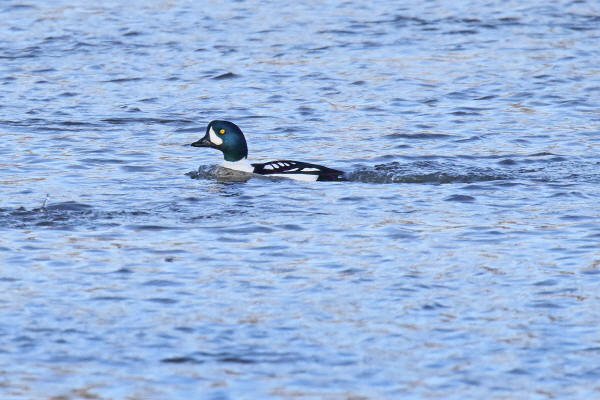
[{"x1": 219, "y1": 129, "x2": 226, "y2": 134}]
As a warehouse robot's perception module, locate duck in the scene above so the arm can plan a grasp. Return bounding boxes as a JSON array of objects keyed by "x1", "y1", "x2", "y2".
[{"x1": 190, "y1": 120, "x2": 346, "y2": 182}]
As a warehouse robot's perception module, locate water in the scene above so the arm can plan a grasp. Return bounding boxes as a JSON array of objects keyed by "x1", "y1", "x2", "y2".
[{"x1": 1, "y1": 0, "x2": 599, "y2": 398}]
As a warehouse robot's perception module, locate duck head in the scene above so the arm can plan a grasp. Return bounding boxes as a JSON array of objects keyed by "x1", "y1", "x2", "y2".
[{"x1": 191, "y1": 120, "x2": 248, "y2": 162}]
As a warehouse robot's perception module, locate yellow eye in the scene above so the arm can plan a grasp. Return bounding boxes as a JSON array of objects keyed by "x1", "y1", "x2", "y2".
[{"x1": 219, "y1": 129, "x2": 225, "y2": 134}]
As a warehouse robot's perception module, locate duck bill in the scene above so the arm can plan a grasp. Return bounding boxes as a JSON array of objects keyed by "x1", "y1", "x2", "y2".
[{"x1": 190, "y1": 136, "x2": 215, "y2": 148}]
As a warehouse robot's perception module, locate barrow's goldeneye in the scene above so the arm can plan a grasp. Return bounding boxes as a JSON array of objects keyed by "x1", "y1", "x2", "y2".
[{"x1": 190, "y1": 120, "x2": 346, "y2": 182}]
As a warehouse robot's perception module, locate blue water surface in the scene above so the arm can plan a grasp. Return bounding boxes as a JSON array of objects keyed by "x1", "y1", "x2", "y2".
[{"x1": 1, "y1": 0, "x2": 600, "y2": 398}]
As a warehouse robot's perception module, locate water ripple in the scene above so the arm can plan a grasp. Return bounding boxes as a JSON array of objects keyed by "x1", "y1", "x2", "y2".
[{"x1": 1, "y1": 1, "x2": 599, "y2": 399}]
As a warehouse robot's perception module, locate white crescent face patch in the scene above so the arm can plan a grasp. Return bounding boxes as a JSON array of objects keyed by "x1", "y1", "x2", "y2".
[{"x1": 208, "y1": 126, "x2": 223, "y2": 145}]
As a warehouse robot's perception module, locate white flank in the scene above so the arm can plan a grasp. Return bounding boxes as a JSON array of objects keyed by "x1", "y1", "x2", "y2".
[
  {"x1": 209, "y1": 126, "x2": 223, "y2": 145},
  {"x1": 270, "y1": 173, "x2": 319, "y2": 182}
]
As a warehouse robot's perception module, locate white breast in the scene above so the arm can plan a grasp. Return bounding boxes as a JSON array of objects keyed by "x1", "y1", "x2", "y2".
[{"x1": 221, "y1": 159, "x2": 254, "y2": 173}]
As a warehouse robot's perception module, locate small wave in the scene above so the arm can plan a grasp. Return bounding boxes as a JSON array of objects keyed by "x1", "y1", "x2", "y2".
[
  {"x1": 126, "y1": 225, "x2": 180, "y2": 231},
  {"x1": 212, "y1": 72, "x2": 239, "y2": 80},
  {"x1": 103, "y1": 77, "x2": 143, "y2": 83},
  {"x1": 44, "y1": 201, "x2": 93, "y2": 212},
  {"x1": 445, "y1": 194, "x2": 476, "y2": 202},
  {"x1": 101, "y1": 117, "x2": 193, "y2": 125},
  {"x1": 346, "y1": 161, "x2": 508, "y2": 184},
  {"x1": 0, "y1": 202, "x2": 93, "y2": 230},
  {"x1": 0, "y1": 202, "x2": 155, "y2": 230},
  {"x1": 187, "y1": 165, "x2": 252, "y2": 182}
]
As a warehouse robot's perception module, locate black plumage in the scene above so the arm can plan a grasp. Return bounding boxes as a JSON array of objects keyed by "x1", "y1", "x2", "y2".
[{"x1": 251, "y1": 160, "x2": 346, "y2": 181}]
